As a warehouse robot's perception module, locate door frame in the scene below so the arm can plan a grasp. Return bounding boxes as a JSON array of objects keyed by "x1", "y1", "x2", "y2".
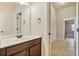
[
  {"x1": 49, "y1": 2, "x2": 78, "y2": 56},
  {"x1": 76, "y1": 2, "x2": 78, "y2": 56},
  {"x1": 63, "y1": 18, "x2": 77, "y2": 55}
]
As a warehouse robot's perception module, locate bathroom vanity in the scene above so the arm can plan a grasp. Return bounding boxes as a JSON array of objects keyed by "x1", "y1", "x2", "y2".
[
  {"x1": 0, "y1": 3, "x2": 42, "y2": 56},
  {"x1": 0, "y1": 36, "x2": 41, "y2": 56}
]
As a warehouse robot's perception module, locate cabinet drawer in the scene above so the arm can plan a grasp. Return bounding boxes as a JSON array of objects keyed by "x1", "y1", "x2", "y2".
[{"x1": 6, "y1": 43, "x2": 27, "y2": 56}]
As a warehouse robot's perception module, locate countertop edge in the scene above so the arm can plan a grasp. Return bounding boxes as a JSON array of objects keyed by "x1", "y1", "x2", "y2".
[{"x1": 0, "y1": 35, "x2": 42, "y2": 49}]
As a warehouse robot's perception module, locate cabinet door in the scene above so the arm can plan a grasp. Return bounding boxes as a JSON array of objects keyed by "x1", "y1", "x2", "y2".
[
  {"x1": 30, "y1": 44, "x2": 41, "y2": 56},
  {"x1": 0, "y1": 48, "x2": 6, "y2": 56},
  {"x1": 6, "y1": 43, "x2": 27, "y2": 56},
  {"x1": 13, "y1": 49, "x2": 29, "y2": 56},
  {"x1": 13, "y1": 50, "x2": 26, "y2": 56}
]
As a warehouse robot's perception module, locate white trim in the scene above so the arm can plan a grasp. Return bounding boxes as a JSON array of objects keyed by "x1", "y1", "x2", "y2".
[
  {"x1": 64, "y1": 18, "x2": 75, "y2": 20},
  {"x1": 76, "y1": 2, "x2": 78, "y2": 56}
]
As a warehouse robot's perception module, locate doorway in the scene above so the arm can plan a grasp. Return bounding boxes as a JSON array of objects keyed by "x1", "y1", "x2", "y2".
[
  {"x1": 49, "y1": 2, "x2": 77, "y2": 56},
  {"x1": 63, "y1": 18, "x2": 76, "y2": 56},
  {"x1": 64, "y1": 20, "x2": 75, "y2": 39}
]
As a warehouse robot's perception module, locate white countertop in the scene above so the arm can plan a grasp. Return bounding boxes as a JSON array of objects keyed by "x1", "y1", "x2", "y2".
[{"x1": 0, "y1": 34, "x2": 41, "y2": 49}]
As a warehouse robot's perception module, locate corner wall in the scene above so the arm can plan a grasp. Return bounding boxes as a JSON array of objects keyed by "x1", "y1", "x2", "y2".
[
  {"x1": 50, "y1": 4, "x2": 56, "y2": 42},
  {"x1": 31, "y1": 2, "x2": 49, "y2": 56}
]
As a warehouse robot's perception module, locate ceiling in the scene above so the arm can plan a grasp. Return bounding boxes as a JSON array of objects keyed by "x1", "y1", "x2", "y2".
[{"x1": 51, "y1": 2, "x2": 76, "y2": 10}]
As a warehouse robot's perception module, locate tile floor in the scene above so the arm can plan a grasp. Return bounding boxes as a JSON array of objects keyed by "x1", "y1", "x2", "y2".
[{"x1": 51, "y1": 38, "x2": 76, "y2": 56}]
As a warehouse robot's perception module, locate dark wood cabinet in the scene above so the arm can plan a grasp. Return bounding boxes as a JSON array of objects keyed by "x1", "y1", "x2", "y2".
[
  {"x1": 0, "y1": 38, "x2": 41, "y2": 56},
  {"x1": 14, "y1": 50, "x2": 27, "y2": 56},
  {"x1": 6, "y1": 43, "x2": 27, "y2": 56},
  {"x1": 30, "y1": 44, "x2": 41, "y2": 56},
  {"x1": 0, "y1": 48, "x2": 6, "y2": 56},
  {"x1": 13, "y1": 49, "x2": 29, "y2": 56}
]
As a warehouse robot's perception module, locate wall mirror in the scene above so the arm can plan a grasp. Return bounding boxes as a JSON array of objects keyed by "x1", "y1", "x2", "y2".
[{"x1": 0, "y1": 2, "x2": 31, "y2": 37}]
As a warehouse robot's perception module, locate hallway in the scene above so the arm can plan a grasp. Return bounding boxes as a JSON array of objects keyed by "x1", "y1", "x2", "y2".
[{"x1": 51, "y1": 38, "x2": 76, "y2": 56}]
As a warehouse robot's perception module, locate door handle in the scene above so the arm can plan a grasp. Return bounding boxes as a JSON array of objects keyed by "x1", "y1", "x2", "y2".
[{"x1": 48, "y1": 33, "x2": 51, "y2": 35}]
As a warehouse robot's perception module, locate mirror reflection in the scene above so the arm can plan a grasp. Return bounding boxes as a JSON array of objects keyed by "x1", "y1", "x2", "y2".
[{"x1": 0, "y1": 2, "x2": 31, "y2": 36}]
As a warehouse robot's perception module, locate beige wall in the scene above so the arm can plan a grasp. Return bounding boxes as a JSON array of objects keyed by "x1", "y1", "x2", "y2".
[
  {"x1": 22, "y1": 7, "x2": 31, "y2": 35},
  {"x1": 31, "y1": 3, "x2": 42, "y2": 35},
  {"x1": 50, "y1": 4, "x2": 56, "y2": 41},
  {"x1": 0, "y1": 3, "x2": 16, "y2": 35},
  {"x1": 56, "y1": 5, "x2": 76, "y2": 40},
  {"x1": 31, "y1": 2, "x2": 49, "y2": 55},
  {"x1": 0, "y1": 3, "x2": 31, "y2": 36},
  {"x1": 15, "y1": 4, "x2": 31, "y2": 36}
]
